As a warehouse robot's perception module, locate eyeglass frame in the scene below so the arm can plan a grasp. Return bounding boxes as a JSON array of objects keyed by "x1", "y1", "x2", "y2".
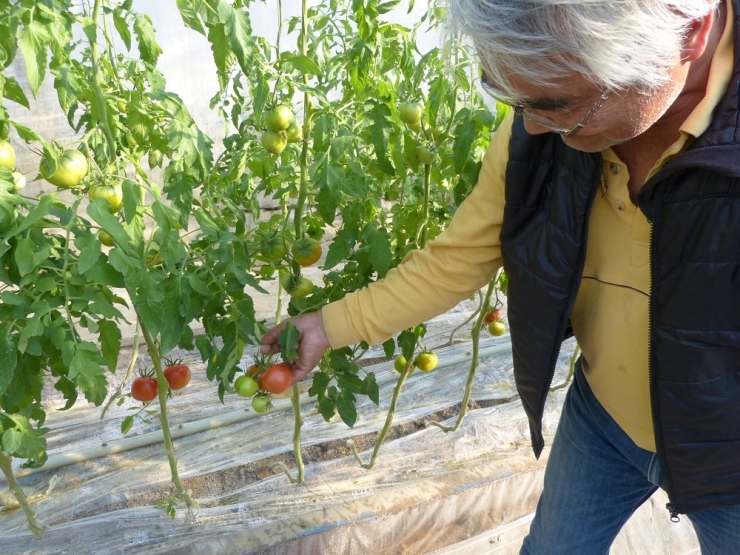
[{"x1": 480, "y1": 74, "x2": 612, "y2": 137}]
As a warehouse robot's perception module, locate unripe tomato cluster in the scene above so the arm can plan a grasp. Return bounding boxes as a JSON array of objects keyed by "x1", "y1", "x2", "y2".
[{"x1": 261, "y1": 104, "x2": 301, "y2": 154}]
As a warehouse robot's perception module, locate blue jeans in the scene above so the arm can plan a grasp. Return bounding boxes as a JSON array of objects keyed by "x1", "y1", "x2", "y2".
[{"x1": 521, "y1": 362, "x2": 740, "y2": 554}]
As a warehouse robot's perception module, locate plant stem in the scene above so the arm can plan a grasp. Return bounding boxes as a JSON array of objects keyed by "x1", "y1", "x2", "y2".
[
  {"x1": 140, "y1": 324, "x2": 194, "y2": 509},
  {"x1": 426, "y1": 274, "x2": 497, "y2": 432},
  {"x1": 419, "y1": 163, "x2": 432, "y2": 248},
  {"x1": 269, "y1": 384, "x2": 305, "y2": 484},
  {"x1": 0, "y1": 451, "x2": 45, "y2": 539},
  {"x1": 348, "y1": 360, "x2": 413, "y2": 469}
]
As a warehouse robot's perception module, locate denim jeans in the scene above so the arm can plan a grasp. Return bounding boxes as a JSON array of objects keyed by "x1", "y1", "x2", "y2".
[{"x1": 520, "y1": 361, "x2": 740, "y2": 554}]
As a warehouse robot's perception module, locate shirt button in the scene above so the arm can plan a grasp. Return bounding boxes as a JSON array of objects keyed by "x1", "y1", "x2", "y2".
[
  {"x1": 615, "y1": 201, "x2": 625, "y2": 211},
  {"x1": 610, "y1": 163, "x2": 620, "y2": 174}
]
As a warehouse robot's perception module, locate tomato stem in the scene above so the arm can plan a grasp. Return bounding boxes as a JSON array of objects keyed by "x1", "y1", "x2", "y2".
[
  {"x1": 348, "y1": 358, "x2": 414, "y2": 469},
  {"x1": 269, "y1": 384, "x2": 305, "y2": 484},
  {"x1": 426, "y1": 272, "x2": 497, "y2": 433},
  {"x1": 0, "y1": 451, "x2": 46, "y2": 539},
  {"x1": 140, "y1": 324, "x2": 195, "y2": 511}
]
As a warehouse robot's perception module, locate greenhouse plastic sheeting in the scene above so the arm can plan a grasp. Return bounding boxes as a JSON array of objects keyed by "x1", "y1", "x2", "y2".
[{"x1": 0, "y1": 303, "x2": 700, "y2": 554}]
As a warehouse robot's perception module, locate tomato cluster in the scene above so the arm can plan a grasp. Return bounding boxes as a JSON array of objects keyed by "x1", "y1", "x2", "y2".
[{"x1": 235, "y1": 361, "x2": 294, "y2": 413}]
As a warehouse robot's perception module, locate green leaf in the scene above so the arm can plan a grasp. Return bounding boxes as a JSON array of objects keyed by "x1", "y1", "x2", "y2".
[
  {"x1": 159, "y1": 276, "x2": 185, "y2": 354},
  {"x1": 133, "y1": 14, "x2": 162, "y2": 66},
  {"x1": 98, "y1": 319, "x2": 121, "y2": 372},
  {"x1": 78, "y1": 236, "x2": 102, "y2": 275},
  {"x1": 14, "y1": 237, "x2": 35, "y2": 276},
  {"x1": 176, "y1": 0, "x2": 206, "y2": 35},
  {"x1": 52, "y1": 64, "x2": 82, "y2": 112},
  {"x1": 398, "y1": 329, "x2": 416, "y2": 361},
  {"x1": 113, "y1": 8, "x2": 132, "y2": 51},
  {"x1": 362, "y1": 372, "x2": 380, "y2": 405},
  {"x1": 69, "y1": 344, "x2": 108, "y2": 406},
  {"x1": 365, "y1": 224, "x2": 392, "y2": 278},
  {"x1": 121, "y1": 415, "x2": 134, "y2": 434},
  {"x1": 206, "y1": 23, "x2": 234, "y2": 88},
  {"x1": 122, "y1": 178, "x2": 140, "y2": 224},
  {"x1": 382, "y1": 337, "x2": 395, "y2": 360},
  {"x1": 278, "y1": 321, "x2": 300, "y2": 363},
  {"x1": 2, "y1": 428, "x2": 21, "y2": 454},
  {"x1": 280, "y1": 53, "x2": 321, "y2": 76},
  {"x1": 18, "y1": 20, "x2": 50, "y2": 96},
  {"x1": 80, "y1": 16, "x2": 97, "y2": 44},
  {"x1": 3, "y1": 75, "x2": 29, "y2": 109},
  {"x1": 324, "y1": 226, "x2": 356, "y2": 271},
  {"x1": 336, "y1": 390, "x2": 357, "y2": 427},
  {"x1": 453, "y1": 115, "x2": 476, "y2": 174},
  {"x1": 217, "y1": 3, "x2": 253, "y2": 75},
  {"x1": 0, "y1": 327, "x2": 16, "y2": 398}
]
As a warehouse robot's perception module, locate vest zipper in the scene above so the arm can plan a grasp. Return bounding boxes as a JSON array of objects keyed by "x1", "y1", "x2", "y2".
[{"x1": 647, "y1": 186, "x2": 680, "y2": 521}]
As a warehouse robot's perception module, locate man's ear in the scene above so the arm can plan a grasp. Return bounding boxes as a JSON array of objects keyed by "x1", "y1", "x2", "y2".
[{"x1": 681, "y1": 9, "x2": 717, "y2": 62}]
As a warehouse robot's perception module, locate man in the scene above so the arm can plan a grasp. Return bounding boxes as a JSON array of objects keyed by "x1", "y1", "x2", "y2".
[{"x1": 261, "y1": 1, "x2": 740, "y2": 552}]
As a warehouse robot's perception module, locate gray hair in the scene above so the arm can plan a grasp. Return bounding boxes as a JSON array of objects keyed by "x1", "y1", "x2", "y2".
[{"x1": 447, "y1": 0, "x2": 722, "y2": 96}]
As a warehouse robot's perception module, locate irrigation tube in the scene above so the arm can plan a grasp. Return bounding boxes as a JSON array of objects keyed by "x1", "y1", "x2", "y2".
[{"x1": 1, "y1": 342, "x2": 514, "y2": 482}]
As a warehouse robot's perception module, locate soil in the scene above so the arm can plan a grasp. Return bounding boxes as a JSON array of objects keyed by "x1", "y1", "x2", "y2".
[{"x1": 71, "y1": 397, "x2": 515, "y2": 520}]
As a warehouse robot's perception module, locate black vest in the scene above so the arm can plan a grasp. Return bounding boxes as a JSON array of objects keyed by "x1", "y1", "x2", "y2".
[{"x1": 500, "y1": 0, "x2": 740, "y2": 514}]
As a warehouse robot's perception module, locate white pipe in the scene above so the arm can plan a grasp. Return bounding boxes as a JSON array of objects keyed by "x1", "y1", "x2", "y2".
[{"x1": 1, "y1": 341, "x2": 512, "y2": 481}]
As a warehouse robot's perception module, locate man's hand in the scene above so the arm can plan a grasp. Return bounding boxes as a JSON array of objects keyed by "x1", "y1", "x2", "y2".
[{"x1": 260, "y1": 311, "x2": 331, "y2": 384}]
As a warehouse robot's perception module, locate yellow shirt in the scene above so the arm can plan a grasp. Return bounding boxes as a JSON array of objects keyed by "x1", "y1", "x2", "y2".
[{"x1": 322, "y1": 1, "x2": 734, "y2": 452}]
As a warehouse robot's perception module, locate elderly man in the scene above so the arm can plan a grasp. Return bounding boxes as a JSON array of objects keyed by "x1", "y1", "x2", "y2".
[{"x1": 262, "y1": 1, "x2": 740, "y2": 552}]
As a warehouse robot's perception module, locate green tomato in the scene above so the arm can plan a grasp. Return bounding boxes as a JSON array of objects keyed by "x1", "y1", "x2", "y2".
[
  {"x1": 0, "y1": 140, "x2": 16, "y2": 169},
  {"x1": 285, "y1": 121, "x2": 303, "y2": 143},
  {"x1": 280, "y1": 273, "x2": 314, "y2": 298},
  {"x1": 393, "y1": 355, "x2": 408, "y2": 373},
  {"x1": 251, "y1": 393, "x2": 272, "y2": 413},
  {"x1": 264, "y1": 105, "x2": 294, "y2": 132},
  {"x1": 88, "y1": 183, "x2": 123, "y2": 213},
  {"x1": 416, "y1": 145, "x2": 438, "y2": 165},
  {"x1": 40, "y1": 149, "x2": 88, "y2": 189},
  {"x1": 235, "y1": 375, "x2": 259, "y2": 398},
  {"x1": 261, "y1": 130, "x2": 287, "y2": 154},
  {"x1": 260, "y1": 234, "x2": 287, "y2": 261},
  {"x1": 11, "y1": 171, "x2": 25, "y2": 191},
  {"x1": 399, "y1": 102, "x2": 423, "y2": 125},
  {"x1": 97, "y1": 230, "x2": 115, "y2": 247}
]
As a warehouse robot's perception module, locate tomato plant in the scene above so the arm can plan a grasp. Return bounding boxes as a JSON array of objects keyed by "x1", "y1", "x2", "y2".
[
  {"x1": 131, "y1": 376, "x2": 158, "y2": 402},
  {"x1": 164, "y1": 364, "x2": 191, "y2": 390},
  {"x1": 259, "y1": 363, "x2": 293, "y2": 394}
]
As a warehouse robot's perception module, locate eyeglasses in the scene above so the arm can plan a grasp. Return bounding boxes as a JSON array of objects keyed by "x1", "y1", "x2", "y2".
[{"x1": 480, "y1": 74, "x2": 612, "y2": 137}]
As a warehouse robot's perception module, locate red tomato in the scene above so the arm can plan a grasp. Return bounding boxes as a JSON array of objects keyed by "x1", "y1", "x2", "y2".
[
  {"x1": 259, "y1": 363, "x2": 293, "y2": 394},
  {"x1": 484, "y1": 310, "x2": 501, "y2": 324},
  {"x1": 164, "y1": 364, "x2": 191, "y2": 390},
  {"x1": 131, "y1": 376, "x2": 158, "y2": 402}
]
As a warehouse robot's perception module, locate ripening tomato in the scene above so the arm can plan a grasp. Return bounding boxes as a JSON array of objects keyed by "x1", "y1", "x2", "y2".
[
  {"x1": 247, "y1": 364, "x2": 262, "y2": 377},
  {"x1": 0, "y1": 140, "x2": 16, "y2": 169},
  {"x1": 285, "y1": 121, "x2": 303, "y2": 143},
  {"x1": 98, "y1": 230, "x2": 115, "y2": 247},
  {"x1": 235, "y1": 375, "x2": 259, "y2": 397},
  {"x1": 291, "y1": 237, "x2": 322, "y2": 266},
  {"x1": 252, "y1": 393, "x2": 272, "y2": 413},
  {"x1": 399, "y1": 102, "x2": 423, "y2": 125},
  {"x1": 259, "y1": 363, "x2": 293, "y2": 394},
  {"x1": 164, "y1": 363, "x2": 191, "y2": 390},
  {"x1": 488, "y1": 321, "x2": 506, "y2": 336},
  {"x1": 265, "y1": 105, "x2": 294, "y2": 132},
  {"x1": 414, "y1": 352, "x2": 438, "y2": 372},
  {"x1": 40, "y1": 149, "x2": 88, "y2": 188},
  {"x1": 131, "y1": 376, "x2": 158, "y2": 402},
  {"x1": 484, "y1": 310, "x2": 501, "y2": 324},
  {"x1": 416, "y1": 145, "x2": 438, "y2": 165},
  {"x1": 88, "y1": 183, "x2": 123, "y2": 213}
]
